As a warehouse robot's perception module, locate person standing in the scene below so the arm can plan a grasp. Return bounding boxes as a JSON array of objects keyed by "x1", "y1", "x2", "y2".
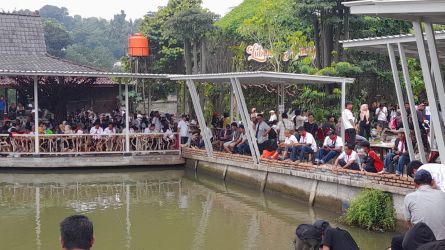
[
  {"x1": 255, "y1": 113, "x2": 270, "y2": 154},
  {"x1": 269, "y1": 110, "x2": 277, "y2": 123},
  {"x1": 358, "y1": 104, "x2": 371, "y2": 139},
  {"x1": 177, "y1": 115, "x2": 189, "y2": 145},
  {"x1": 376, "y1": 103, "x2": 388, "y2": 128},
  {"x1": 277, "y1": 113, "x2": 295, "y2": 142},
  {"x1": 303, "y1": 113, "x2": 318, "y2": 138},
  {"x1": 0, "y1": 95, "x2": 5, "y2": 120},
  {"x1": 342, "y1": 101, "x2": 356, "y2": 146}
]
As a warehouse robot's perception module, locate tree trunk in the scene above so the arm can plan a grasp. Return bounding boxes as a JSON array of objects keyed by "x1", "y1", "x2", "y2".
[
  {"x1": 192, "y1": 40, "x2": 198, "y2": 74},
  {"x1": 201, "y1": 39, "x2": 207, "y2": 74},
  {"x1": 184, "y1": 39, "x2": 192, "y2": 75},
  {"x1": 321, "y1": 11, "x2": 334, "y2": 68},
  {"x1": 313, "y1": 14, "x2": 322, "y2": 69}
]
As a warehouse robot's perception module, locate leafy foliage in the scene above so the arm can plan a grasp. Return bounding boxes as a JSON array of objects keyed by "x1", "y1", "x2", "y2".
[{"x1": 340, "y1": 188, "x2": 395, "y2": 231}]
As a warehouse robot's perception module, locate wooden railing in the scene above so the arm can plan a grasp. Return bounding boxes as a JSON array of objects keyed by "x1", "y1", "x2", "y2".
[{"x1": 0, "y1": 133, "x2": 179, "y2": 155}]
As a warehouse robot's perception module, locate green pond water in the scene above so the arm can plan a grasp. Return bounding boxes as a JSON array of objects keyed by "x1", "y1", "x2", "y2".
[{"x1": 0, "y1": 167, "x2": 395, "y2": 250}]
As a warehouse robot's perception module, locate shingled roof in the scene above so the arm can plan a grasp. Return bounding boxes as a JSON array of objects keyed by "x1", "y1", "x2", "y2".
[{"x1": 0, "y1": 12, "x2": 102, "y2": 73}]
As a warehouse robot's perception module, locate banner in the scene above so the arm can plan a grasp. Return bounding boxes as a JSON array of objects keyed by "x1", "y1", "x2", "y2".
[{"x1": 246, "y1": 43, "x2": 315, "y2": 63}]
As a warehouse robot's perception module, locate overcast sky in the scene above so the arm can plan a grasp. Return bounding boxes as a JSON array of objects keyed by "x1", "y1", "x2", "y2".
[{"x1": 1, "y1": 0, "x2": 243, "y2": 20}]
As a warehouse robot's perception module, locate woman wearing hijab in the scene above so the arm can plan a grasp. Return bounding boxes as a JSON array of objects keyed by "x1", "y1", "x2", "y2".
[{"x1": 359, "y1": 104, "x2": 371, "y2": 139}]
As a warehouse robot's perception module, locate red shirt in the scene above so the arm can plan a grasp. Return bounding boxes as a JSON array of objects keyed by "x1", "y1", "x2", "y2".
[{"x1": 368, "y1": 150, "x2": 384, "y2": 172}]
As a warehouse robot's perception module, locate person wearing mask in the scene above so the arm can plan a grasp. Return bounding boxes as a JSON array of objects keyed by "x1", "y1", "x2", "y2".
[
  {"x1": 360, "y1": 141, "x2": 384, "y2": 173},
  {"x1": 335, "y1": 144, "x2": 360, "y2": 171},
  {"x1": 291, "y1": 126, "x2": 317, "y2": 162},
  {"x1": 382, "y1": 131, "x2": 410, "y2": 176},
  {"x1": 342, "y1": 101, "x2": 356, "y2": 146},
  {"x1": 303, "y1": 113, "x2": 318, "y2": 139},
  {"x1": 359, "y1": 104, "x2": 371, "y2": 139},
  {"x1": 315, "y1": 130, "x2": 343, "y2": 165}
]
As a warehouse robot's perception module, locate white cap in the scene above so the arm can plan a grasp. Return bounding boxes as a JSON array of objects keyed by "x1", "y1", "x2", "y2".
[{"x1": 269, "y1": 110, "x2": 275, "y2": 113}]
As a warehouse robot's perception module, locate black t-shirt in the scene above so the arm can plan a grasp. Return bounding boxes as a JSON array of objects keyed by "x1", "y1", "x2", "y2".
[{"x1": 322, "y1": 227, "x2": 360, "y2": 250}]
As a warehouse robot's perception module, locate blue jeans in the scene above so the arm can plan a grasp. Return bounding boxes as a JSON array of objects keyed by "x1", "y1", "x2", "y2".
[
  {"x1": 338, "y1": 159, "x2": 360, "y2": 171},
  {"x1": 180, "y1": 136, "x2": 189, "y2": 144},
  {"x1": 316, "y1": 148, "x2": 338, "y2": 163},
  {"x1": 291, "y1": 145, "x2": 314, "y2": 161},
  {"x1": 384, "y1": 153, "x2": 410, "y2": 173},
  {"x1": 236, "y1": 143, "x2": 250, "y2": 155}
]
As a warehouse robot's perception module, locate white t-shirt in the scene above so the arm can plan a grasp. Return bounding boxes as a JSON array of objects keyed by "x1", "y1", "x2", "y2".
[
  {"x1": 298, "y1": 132, "x2": 317, "y2": 151},
  {"x1": 255, "y1": 121, "x2": 270, "y2": 144},
  {"x1": 323, "y1": 136, "x2": 344, "y2": 148},
  {"x1": 338, "y1": 151, "x2": 360, "y2": 164},
  {"x1": 342, "y1": 109, "x2": 354, "y2": 129},
  {"x1": 419, "y1": 164, "x2": 445, "y2": 192},
  {"x1": 177, "y1": 120, "x2": 189, "y2": 137},
  {"x1": 144, "y1": 128, "x2": 157, "y2": 134},
  {"x1": 284, "y1": 135, "x2": 299, "y2": 145},
  {"x1": 269, "y1": 114, "x2": 277, "y2": 122},
  {"x1": 152, "y1": 117, "x2": 161, "y2": 131},
  {"x1": 103, "y1": 127, "x2": 116, "y2": 135},
  {"x1": 376, "y1": 107, "x2": 388, "y2": 122},
  {"x1": 90, "y1": 126, "x2": 103, "y2": 135}
]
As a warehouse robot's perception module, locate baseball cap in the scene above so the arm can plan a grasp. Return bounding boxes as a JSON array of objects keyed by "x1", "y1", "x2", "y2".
[{"x1": 414, "y1": 170, "x2": 433, "y2": 185}]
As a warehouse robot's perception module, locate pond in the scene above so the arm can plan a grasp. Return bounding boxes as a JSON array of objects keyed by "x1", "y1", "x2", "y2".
[{"x1": 0, "y1": 167, "x2": 394, "y2": 250}]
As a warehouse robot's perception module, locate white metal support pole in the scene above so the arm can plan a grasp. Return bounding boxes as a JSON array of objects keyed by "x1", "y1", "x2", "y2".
[
  {"x1": 231, "y1": 78, "x2": 261, "y2": 164},
  {"x1": 398, "y1": 43, "x2": 427, "y2": 162},
  {"x1": 126, "y1": 184, "x2": 131, "y2": 250},
  {"x1": 33, "y1": 76, "x2": 39, "y2": 154},
  {"x1": 387, "y1": 44, "x2": 415, "y2": 160},
  {"x1": 413, "y1": 21, "x2": 445, "y2": 157},
  {"x1": 35, "y1": 187, "x2": 41, "y2": 250},
  {"x1": 186, "y1": 80, "x2": 213, "y2": 158},
  {"x1": 425, "y1": 23, "x2": 445, "y2": 124},
  {"x1": 341, "y1": 79, "x2": 346, "y2": 142},
  {"x1": 125, "y1": 82, "x2": 130, "y2": 153}
]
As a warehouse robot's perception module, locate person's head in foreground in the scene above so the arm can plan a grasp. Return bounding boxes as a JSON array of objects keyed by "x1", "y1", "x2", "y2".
[
  {"x1": 60, "y1": 215, "x2": 94, "y2": 250},
  {"x1": 414, "y1": 169, "x2": 435, "y2": 189}
]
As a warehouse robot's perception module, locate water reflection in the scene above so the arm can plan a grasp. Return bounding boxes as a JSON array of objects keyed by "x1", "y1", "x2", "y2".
[{"x1": 0, "y1": 168, "x2": 394, "y2": 250}]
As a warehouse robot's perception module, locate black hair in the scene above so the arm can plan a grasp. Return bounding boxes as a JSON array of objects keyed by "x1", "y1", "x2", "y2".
[
  {"x1": 239, "y1": 125, "x2": 245, "y2": 129},
  {"x1": 345, "y1": 101, "x2": 353, "y2": 107},
  {"x1": 345, "y1": 143, "x2": 354, "y2": 150},
  {"x1": 257, "y1": 113, "x2": 264, "y2": 118},
  {"x1": 282, "y1": 113, "x2": 288, "y2": 119},
  {"x1": 297, "y1": 126, "x2": 305, "y2": 132},
  {"x1": 231, "y1": 122, "x2": 238, "y2": 127},
  {"x1": 60, "y1": 215, "x2": 94, "y2": 250},
  {"x1": 360, "y1": 141, "x2": 370, "y2": 148},
  {"x1": 294, "y1": 109, "x2": 301, "y2": 116},
  {"x1": 407, "y1": 160, "x2": 424, "y2": 178}
]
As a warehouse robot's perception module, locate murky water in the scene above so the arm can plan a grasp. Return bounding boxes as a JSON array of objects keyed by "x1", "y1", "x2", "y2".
[{"x1": 0, "y1": 168, "x2": 394, "y2": 250}]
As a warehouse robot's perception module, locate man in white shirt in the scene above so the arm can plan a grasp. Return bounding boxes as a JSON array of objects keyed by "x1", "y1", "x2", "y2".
[
  {"x1": 235, "y1": 125, "x2": 250, "y2": 155},
  {"x1": 315, "y1": 130, "x2": 343, "y2": 165},
  {"x1": 342, "y1": 101, "x2": 356, "y2": 146},
  {"x1": 103, "y1": 123, "x2": 116, "y2": 135},
  {"x1": 269, "y1": 110, "x2": 278, "y2": 123},
  {"x1": 274, "y1": 129, "x2": 298, "y2": 160},
  {"x1": 144, "y1": 124, "x2": 157, "y2": 134},
  {"x1": 407, "y1": 161, "x2": 445, "y2": 192},
  {"x1": 290, "y1": 126, "x2": 317, "y2": 162},
  {"x1": 376, "y1": 103, "x2": 388, "y2": 127},
  {"x1": 89, "y1": 123, "x2": 103, "y2": 140},
  {"x1": 177, "y1": 115, "x2": 189, "y2": 145},
  {"x1": 335, "y1": 143, "x2": 360, "y2": 171}
]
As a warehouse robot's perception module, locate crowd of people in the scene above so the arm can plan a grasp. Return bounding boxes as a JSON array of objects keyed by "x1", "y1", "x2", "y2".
[{"x1": 196, "y1": 99, "x2": 437, "y2": 176}]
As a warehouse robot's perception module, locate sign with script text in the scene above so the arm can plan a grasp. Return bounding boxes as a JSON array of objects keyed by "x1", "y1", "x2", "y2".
[{"x1": 246, "y1": 43, "x2": 315, "y2": 63}]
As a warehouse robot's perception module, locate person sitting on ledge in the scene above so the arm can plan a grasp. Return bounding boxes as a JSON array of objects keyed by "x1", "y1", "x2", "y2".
[
  {"x1": 272, "y1": 129, "x2": 298, "y2": 160},
  {"x1": 315, "y1": 129, "x2": 343, "y2": 165},
  {"x1": 360, "y1": 141, "x2": 384, "y2": 173},
  {"x1": 382, "y1": 130, "x2": 410, "y2": 176},
  {"x1": 223, "y1": 122, "x2": 240, "y2": 153},
  {"x1": 334, "y1": 144, "x2": 360, "y2": 171},
  {"x1": 60, "y1": 215, "x2": 95, "y2": 250},
  {"x1": 290, "y1": 126, "x2": 317, "y2": 162},
  {"x1": 235, "y1": 125, "x2": 250, "y2": 155}
]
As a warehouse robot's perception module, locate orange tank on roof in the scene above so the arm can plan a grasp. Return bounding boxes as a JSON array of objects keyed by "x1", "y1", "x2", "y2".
[{"x1": 128, "y1": 33, "x2": 149, "y2": 57}]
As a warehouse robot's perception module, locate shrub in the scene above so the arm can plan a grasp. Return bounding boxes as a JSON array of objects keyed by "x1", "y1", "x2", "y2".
[{"x1": 340, "y1": 188, "x2": 395, "y2": 231}]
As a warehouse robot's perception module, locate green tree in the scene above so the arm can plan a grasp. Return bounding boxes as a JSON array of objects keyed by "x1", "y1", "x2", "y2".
[{"x1": 43, "y1": 19, "x2": 73, "y2": 58}]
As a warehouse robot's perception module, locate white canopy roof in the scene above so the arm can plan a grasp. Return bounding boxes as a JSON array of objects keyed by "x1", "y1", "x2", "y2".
[
  {"x1": 343, "y1": 0, "x2": 445, "y2": 24},
  {"x1": 168, "y1": 71, "x2": 354, "y2": 85}
]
